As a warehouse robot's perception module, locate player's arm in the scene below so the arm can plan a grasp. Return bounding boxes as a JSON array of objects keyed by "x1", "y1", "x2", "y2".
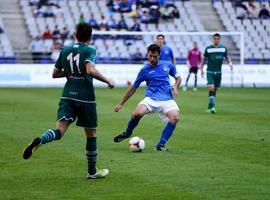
[
  {"x1": 201, "y1": 48, "x2": 208, "y2": 78},
  {"x1": 114, "y1": 86, "x2": 137, "y2": 112},
  {"x1": 52, "y1": 51, "x2": 70, "y2": 79},
  {"x1": 225, "y1": 55, "x2": 233, "y2": 70},
  {"x1": 200, "y1": 56, "x2": 206, "y2": 78},
  {"x1": 86, "y1": 62, "x2": 114, "y2": 88},
  {"x1": 173, "y1": 57, "x2": 176, "y2": 66},
  {"x1": 172, "y1": 76, "x2": 182, "y2": 97},
  {"x1": 171, "y1": 49, "x2": 177, "y2": 66},
  {"x1": 115, "y1": 68, "x2": 144, "y2": 112},
  {"x1": 169, "y1": 63, "x2": 181, "y2": 96},
  {"x1": 52, "y1": 68, "x2": 67, "y2": 78},
  {"x1": 187, "y1": 51, "x2": 191, "y2": 68}
]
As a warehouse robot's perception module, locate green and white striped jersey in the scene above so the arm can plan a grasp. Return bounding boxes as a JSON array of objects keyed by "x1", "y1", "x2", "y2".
[
  {"x1": 204, "y1": 44, "x2": 228, "y2": 72},
  {"x1": 55, "y1": 43, "x2": 97, "y2": 103}
]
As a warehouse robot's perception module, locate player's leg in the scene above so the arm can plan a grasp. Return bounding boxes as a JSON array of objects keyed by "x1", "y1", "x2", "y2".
[
  {"x1": 211, "y1": 72, "x2": 221, "y2": 113},
  {"x1": 207, "y1": 72, "x2": 216, "y2": 112},
  {"x1": 75, "y1": 102, "x2": 108, "y2": 179},
  {"x1": 183, "y1": 68, "x2": 192, "y2": 91},
  {"x1": 114, "y1": 103, "x2": 150, "y2": 142},
  {"x1": 156, "y1": 100, "x2": 180, "y2": 151},
  {"x1": 84, "y1": 129, "x2": 109, "y2": 179},
  {"x1": 193, "y1": 67, "x2": 198, "y2": 91},
  {"x1": 208, "y1": 85, "x2": 216, "y2": 113},
  {"x1": 23, "y1": 120, "x2": 70, "y2": 160},
  {"x1": 23, "y1": 99, "x2": 74, "y2": 159}
]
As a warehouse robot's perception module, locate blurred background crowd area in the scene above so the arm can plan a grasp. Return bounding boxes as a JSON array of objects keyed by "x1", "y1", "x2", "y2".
[{"x1": 0, "y1": 0, "x2": 269, "y2": 64}]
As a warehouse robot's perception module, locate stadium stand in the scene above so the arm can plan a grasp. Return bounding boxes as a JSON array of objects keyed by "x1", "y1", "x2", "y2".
[
  {"x1": 0, "y1": 16, "x2": 15, "y2": 63},
  {"x1": 0, "y1": 0, "x2": 268, "y2": 64},
  {"x1": 20, "y1": 0, "x2": 210, "y2": 64},
  {"x1": 213, "y1": 0, "x2": 270, "y2": 63}
]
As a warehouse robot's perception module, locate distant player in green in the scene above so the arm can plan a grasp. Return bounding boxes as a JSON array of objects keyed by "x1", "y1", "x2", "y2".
[
  {"x1": 200, "y1": 33, "x2": 233, "y2": 113},
  {"x1": 23, "y1": 23, "x2": 114, "y2": 179}
]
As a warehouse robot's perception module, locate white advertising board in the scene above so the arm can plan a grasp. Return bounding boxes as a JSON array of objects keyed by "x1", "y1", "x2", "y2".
[{"x1": 0, "y1": 64, "x2": 269, "y2": 87}]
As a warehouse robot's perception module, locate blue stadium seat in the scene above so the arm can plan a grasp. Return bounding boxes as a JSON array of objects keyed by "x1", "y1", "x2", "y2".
[
  {"x1": 6, "y1": 57, "x2": 16, "y2": 63},
  {"x1": 0, "y1": 57, "x2": 5, "y2": 63},
  {"x1": 245, "y1": 58, "x2": 258, "y2": 64}
]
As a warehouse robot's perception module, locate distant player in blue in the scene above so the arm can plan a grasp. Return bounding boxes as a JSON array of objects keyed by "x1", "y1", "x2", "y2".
[
  {"x1": 156, "y1": 34, "x2": 176, "y2": 66},
  {"x1": 113, "y1": 44, "x2": 182, "y2": 151}
]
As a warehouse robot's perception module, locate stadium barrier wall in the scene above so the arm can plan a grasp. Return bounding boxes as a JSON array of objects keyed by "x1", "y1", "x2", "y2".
[{"x1": 0, "y1": 64, "x2": 270, "y2": 87}]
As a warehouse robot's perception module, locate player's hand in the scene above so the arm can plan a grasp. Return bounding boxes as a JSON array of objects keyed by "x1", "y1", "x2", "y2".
[
  {"x1": 66, "y1": 74, "x2": 72, "y2": 80},
  {"x1": 107, "y1": 79, "x2": 115, "y2": 89},
  {"x1": 172, "y1": 86, "x2": 179, "y2": 97},
  {"x1": 229, "y1": 63, "x2": 233, "y2": 70},
  {"x1": 114, "y1": 103, "x2": 122, "y2": 112}
]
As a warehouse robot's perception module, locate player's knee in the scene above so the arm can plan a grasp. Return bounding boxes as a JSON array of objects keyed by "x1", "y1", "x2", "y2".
[
  {"x1": 169, "y1": 114, "x2": 179, "y2": 125},
  {"x1": 208, "y1": 87, "x2": 215, "y2": 92},
  {"x1": 133, "y1": 111, "x2": 143, "y2": 119}
]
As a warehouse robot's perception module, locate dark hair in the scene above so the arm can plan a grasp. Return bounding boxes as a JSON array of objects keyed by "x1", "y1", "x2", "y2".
[
  {"x1": 213, "y1": 33, "x2": 221, "y2": 38},
  {"x1": 147, "y1": 44, "x2": 160, "y2": 55},
  {"x1": 75, "y1": 23, "x2": 92, "y2": 42},
  {"x1": 156, "y1": 34, "x2": 165, "y2": 39}
]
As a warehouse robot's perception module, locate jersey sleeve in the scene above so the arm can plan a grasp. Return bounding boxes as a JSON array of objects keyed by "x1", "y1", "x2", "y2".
[
  {"x1": 85, "y1": 48, "x2": 97, "y2": 65},
  {"x1": 133, "y1": 68, "x2": 145, "y2": 88},
  {"x1": 169, "y1": 62, "x2": 180, "y2": 78},
  {"x1": 54, "y1": 51, "x2": 63, "y2": 71}
]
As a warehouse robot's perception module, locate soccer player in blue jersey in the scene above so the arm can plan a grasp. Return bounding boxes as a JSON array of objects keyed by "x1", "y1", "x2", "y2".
[
  {"x1": 113, "y1": 44, "x2": 181, "y2": 151},
  {"x1": 156, "y1": 34, "x2": 176, "y2": 66}
]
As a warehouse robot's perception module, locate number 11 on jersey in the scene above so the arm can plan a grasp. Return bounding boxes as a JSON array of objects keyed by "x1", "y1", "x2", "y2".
[{"x1": 67, "y1": 53, "x2": 81, "y2": 74}]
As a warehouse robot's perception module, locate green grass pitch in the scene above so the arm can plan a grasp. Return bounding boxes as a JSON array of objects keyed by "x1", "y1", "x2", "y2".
[{"x1": 0, "y1": 87, "x2": 269, "y2": 200}]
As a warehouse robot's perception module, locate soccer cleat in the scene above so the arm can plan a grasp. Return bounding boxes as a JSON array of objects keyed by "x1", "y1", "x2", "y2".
[
  {"x1": 210, "y1": 107, "x2": 216, "y2": 113},
  {"x1": 113, "y1": 132, "x2": 130, "y2": 143},
  {"x1": 87, "y1": 169, "x2": 109, "y2": 179},
  {"x1": 155, "y1": 144, "x2": 169, "y2": 152},
  {"x1": 23, "y1": 137, "x2": 42, "y2": 159}
]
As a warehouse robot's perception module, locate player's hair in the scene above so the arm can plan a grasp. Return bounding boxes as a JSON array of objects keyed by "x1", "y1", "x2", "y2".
[
  {"x1": 75, "y1": 23, "x2": 92, "y2": 42},
  {"x1": 156, "y1": 34, "x2": 165, "y2": 39},
  {"x1": 147, "y1": 44, "x2": 160, "y2": 55},
  {"x1": 213, "y1": 33, "x2": 221, "y2": 38}
]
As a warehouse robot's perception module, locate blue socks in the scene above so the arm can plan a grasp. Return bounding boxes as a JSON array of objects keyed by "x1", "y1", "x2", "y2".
[
  {"x1": 125, "y1": 117, "x2": 140, "y2": 136},
  {"x1": 40, "y1": 129, "x2": 61, "y2": 144},
  {"x1": 157, "y1": 122, "x2": 176, "y2": 147}
]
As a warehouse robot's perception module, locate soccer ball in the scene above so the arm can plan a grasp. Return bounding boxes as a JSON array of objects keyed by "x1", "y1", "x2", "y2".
[{"x1": 128, "y1": 136, "x2": 145, "y2": 152}]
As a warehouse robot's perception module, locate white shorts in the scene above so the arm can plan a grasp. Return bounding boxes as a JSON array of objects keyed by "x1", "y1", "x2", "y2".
[{"x1": 139, "y1": 97, "x2": 180, "y2": 122}]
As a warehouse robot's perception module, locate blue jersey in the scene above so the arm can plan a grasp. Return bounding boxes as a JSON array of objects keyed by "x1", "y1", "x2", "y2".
[
  {"x1": 159, "y1": 45, "x2": 174, "y2": 63},
  {"x1": 133, "y1": 60, "x2": 180, "y2": 101}
]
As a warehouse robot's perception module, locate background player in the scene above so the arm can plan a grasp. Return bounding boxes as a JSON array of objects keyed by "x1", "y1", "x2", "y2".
[
  {"x1": 183, "y1": 42, "x2": 201, "y2": 91},
  {"x1": 113, "y1": 44, "x2": 181, "y2": 151},
  {"x1": 23, "y1": 23, "x2": 114, "y2": 179},
  {"x1": 156, "y1": 34, "x2": 176, "y2": 66},
  {"x1": 200, "y1": 33, "x2": 233, "y2": 113}
]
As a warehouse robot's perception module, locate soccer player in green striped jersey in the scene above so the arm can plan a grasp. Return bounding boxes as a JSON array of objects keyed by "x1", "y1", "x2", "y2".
[
  {"x1": 23, "y1": 23, "x2": 114, "y2": 179},
  {"x1": 200, "y1": 33, "x2": 233, "y2": 113}
]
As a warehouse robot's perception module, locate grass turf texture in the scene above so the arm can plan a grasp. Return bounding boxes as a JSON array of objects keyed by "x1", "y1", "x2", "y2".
[{"x1": 0, "y1": 87, "x2": 269, "y2": 200}]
